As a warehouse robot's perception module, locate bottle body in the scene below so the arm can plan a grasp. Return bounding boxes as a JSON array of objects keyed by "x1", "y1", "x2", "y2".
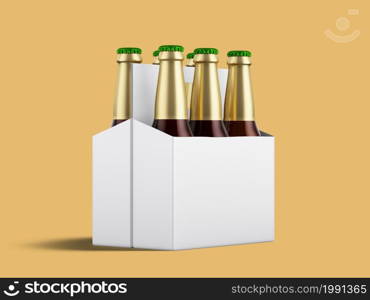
[
  {"x1": 224, "y1": 53, "x2": 260, "y2": 136},
  {"x1": 112, "y1": 119, "x2": 127, "y2": 126},
  {"x1": 190, "y1": 120, "x2": 228, "y2": 137},
  {"x1": 152, "y1": 47, "x2": 192, "y2": 137},
  {"x1": 190, "y1": 51, "x2": 228, "y2": 137},
  {"x1": 152, "y1": 119, "x2": 192, "y2": 136},
  {"x1": 223, "y1": 120, "x2": 260, "y2": 136}
]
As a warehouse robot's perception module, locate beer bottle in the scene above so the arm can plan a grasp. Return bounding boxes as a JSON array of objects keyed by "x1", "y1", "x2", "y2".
[
  {"x1": 152, "y1": 50, "x2": 160, "y2": 65},
  {"x1": 152, "y1": 45, "x2": 192, "y2": 136},
  {"x1": 185, "y1": 52, "x2": 195, "y2": 113},
  {"x1": 112, "y1": 47, "x2": 142, "y2": 126},
  {"x1": 223, "y1": 50, "x2": 261, "y2": 136},
  {"x1": 190, "y1": 48, "x2": 228, "y2": 137}
]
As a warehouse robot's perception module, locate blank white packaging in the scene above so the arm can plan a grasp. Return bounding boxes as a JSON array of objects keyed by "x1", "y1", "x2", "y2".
[{"x1": 93, "y1": 64, "x2": 275, "y2": 250}]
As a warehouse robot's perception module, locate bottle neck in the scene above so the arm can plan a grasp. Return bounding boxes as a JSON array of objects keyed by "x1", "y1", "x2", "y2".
[
  {"x1": 154, "y1": 53, "x2": 187, "y2": 120},
  {"x1": 186, "y1": 58, "x2": 195, "y2": 67},
  {"x1": 152, "y1": 56, "x2": 160, "y2": 65},
  {"x1": 224, "y1": 62, "x2": 255, "y2": 121},
  {"x1": 190, "y1": 59, "x2": 223, "y2": 120},
  {"x1": 113, "y1": 62, "x2": 132, "y2": 120}
]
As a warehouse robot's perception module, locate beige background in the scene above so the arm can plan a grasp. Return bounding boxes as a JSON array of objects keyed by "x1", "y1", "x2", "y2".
[{"x1": 0, "y1": 0, "x2": 369, "y2": 277}]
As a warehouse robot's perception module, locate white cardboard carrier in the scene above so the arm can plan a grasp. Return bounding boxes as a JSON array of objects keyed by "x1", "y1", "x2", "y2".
[{"x1": 93, "y1": 64, "x2": 275, "y2": 250}]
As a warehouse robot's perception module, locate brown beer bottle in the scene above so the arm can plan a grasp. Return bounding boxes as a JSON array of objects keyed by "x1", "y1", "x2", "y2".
[
  {"x1": 152, "y1": 50, "x2": 160, "y2": 65},
  {"x1": 112, "y1": 47, "x2": 142, "y2": 126},
  {"x1": 152, "y1": 45, "x2": 193, "y2": 137},
  {"x1": 185, "y1": 52, "x2": 195, "y2": 113},
  {"x1": 224, "y1": 50, "x2": 261, "y2": 136},
  {"x1": 190, "y1": 48, "x2": 228, "y2": 137}
]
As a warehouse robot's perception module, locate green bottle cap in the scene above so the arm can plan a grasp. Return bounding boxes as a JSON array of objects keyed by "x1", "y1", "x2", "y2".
[
  {"x1": 153, "y1": 50, "x2": 160, "y2": 57},
  {"x1": 116, "y1": 47, "x2": 142, "y2": 54},
  {"x1": 186, "y1": 53, "x2": 195, "y2": 59},
  {"x1": 158, "y1": 45, "x2": 184, "y2": 52},
  {"x1": 194, "y1": 48, "x2": 219, "y2": 55},
  {"x1": 227, "y1": 50, "x2": 252, "y2": 57}
]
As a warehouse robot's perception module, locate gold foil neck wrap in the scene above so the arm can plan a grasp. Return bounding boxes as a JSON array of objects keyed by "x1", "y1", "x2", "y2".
[
  {"x1": 227, "y1": 56, "x2": 251, "y2": 65},
  {"x1": 113, "y1": 63, "x2": 132, "y2": 120},
  {"x1": 154, "y1": 52, "x2": 188, "y2": 119},
  {"x1": 194, "y1": 53, "x2": 218, "y2": 63},
  {"x1": 224, "y1": 61, "x2": 255, "y2": 121},
  {"x1": 185, "y1": 61, "x2": 194, "y2": 111},
  {"x1": 117, "y1": 53, "x2": 142, "y2": 63},
  {"x1": 113, "y1": 54, "x2": 142, "y2": 120},
  {"x1": 186, "y1": 58, "x2": 195, "y2": 67},
  {"x1": 185, "y1": 82, "x2": 192, "y2": 112},
  {"x1": 190, "y1": 55, "x2": 223, "y2": 120},
  {"x1": 159, "y1": 51, "x2": 184, "y2": 61},
  {"x1": 152, "y1": 56, "x2": 160, "y2": 65}
]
